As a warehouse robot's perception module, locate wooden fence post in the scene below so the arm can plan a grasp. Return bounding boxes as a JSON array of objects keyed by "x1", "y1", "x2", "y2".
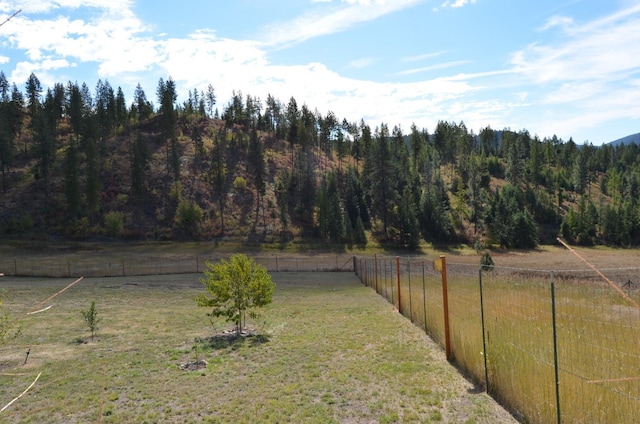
[
  {"x1": 396, "y1": 256, "x2": 401, "y2": 313},
  {"x1": 439, "y1": 255, "x2": 452, "y2": 361},
  {"x1": 374, "y1": 254, "x2": 379, "y2": 294}
]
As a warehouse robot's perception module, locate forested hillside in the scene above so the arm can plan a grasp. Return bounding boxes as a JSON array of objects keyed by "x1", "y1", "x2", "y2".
[{"x1": 1, "y1": 71, "x2": 640, "y2": 249}]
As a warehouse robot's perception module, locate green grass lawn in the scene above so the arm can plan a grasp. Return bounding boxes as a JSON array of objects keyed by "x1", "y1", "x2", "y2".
[{"x1": 0, "y1": 272, "x2": 515, "y2": 423}]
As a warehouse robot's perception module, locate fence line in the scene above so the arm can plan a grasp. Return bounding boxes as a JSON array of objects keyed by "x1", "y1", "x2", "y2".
[
  {"x1": 0, "y1": 254, "x2": 355, "y2": 278},
  {"x1": 354, "y1": 255, "x2": 640, "y2": 424}
]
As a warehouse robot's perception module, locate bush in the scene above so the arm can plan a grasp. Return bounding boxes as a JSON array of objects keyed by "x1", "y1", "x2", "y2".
[
  {"x1": 233, "y1": 176, "x2": 247, "y2": 192},
  {"x1": 480, "y1": 251, "x2": 494, "y2": 271},
  {"x1": 104, "y1": 211, "x2": 124, "y2": 237},
  {"x1": 175, "y1": 200, "x2": 203, "y2": 240}
]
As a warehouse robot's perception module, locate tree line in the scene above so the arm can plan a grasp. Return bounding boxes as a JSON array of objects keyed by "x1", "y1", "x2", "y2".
[{"x1": 1, "y1": 71, "x2": 640, "y2": 248}]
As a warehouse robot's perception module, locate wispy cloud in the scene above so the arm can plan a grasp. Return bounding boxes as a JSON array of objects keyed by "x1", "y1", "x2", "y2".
[
  {"x1": 261, "y1": 0, "x2": 422, "y2": 47},
  {"x1": 397, "y1": 60, "x2": 470, "y2": 76},
  {"x1": 503, "y1": 3, "x2": 640, "y2": 140},
  {"x1": 511, "y1": 4, "x2": 640, "y2": 85},
  {"x1": 0, "y1": 0, "x2": 133, "y2": 14},
  {"x1": 539, "y1": 15, "x2": 575, "y2": 31},
  {"x1": 401, "y1": 51, "x2": 446, "y2": 62},
  {"x1": 440, "y1": 0, "x2": 477, "y2": 9},
  {"x1": 347, "y1": 57, "x2": 374, "y2": 69}
]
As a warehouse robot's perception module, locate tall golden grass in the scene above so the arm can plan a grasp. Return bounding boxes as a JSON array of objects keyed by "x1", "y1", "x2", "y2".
[{"x1": 357, "y1": 257, "x2": 640, "y2": 424}]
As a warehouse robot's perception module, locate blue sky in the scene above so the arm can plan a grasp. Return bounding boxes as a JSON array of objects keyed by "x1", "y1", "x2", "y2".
[{"x1": 1, "y1": 0, "x2": 639, "y2": 145}]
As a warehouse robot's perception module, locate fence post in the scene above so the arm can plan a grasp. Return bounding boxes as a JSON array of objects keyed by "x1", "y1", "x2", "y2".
[
  {"x1": 422, "y1": 260, "x2": 427, "y2": 333},
  {"x1": 408, "y1": 259, "x2": 412, "y2": 322},
  {"x1": 14, "y1": 259, "x2": 17, "y2": 276},
  {"x1": 479, "y1": 268, "x2": 489, "y2": 393},
  {"x1": 374, "y1": 254, "x2": 378, "y2": 294},
  {"x1": 275, "y1": 255, "x2": 279, "y2": 272},
  {"x1": 439, "y1": 255, "x2": 452, "y2": 361},
  {"x1": 396, "y1": 256, "x2": 401, "y2": 313},
  {"x1": 551, "y1": 272, "x2": 561, "y2": 424},
  {"x1": 388, "y1": 259, "x2": 392, "y2": 304}
]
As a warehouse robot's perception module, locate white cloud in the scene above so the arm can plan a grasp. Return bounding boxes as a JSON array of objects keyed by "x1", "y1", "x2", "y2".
[
  {"x1": 539, "y1": 15, "x2": 575, "y2": 32},
  {"x1": 347, "y1": 57, "x2": 374, "y2": 69},
  {"x1": 397, "y1": 60, "x2": 470, "y2": 76},
  {"x1": 440, "y1": 0, "x2": 477, "y2": 9},
  {"x1": 402, "y1": 51, "x2": 446, "y2": 62},
  {"x1": 2, "y1": 0, "x2": 639, "y2": 144},
  {"x1": 0, "y1": 0, "x2": 132, "y2": 14},
  {"x1": 261, "y1": 0, "x2": 422, "y2": 47},
  {"x1": 511, "y1": 7, "x2": 640, "y2": 85}
]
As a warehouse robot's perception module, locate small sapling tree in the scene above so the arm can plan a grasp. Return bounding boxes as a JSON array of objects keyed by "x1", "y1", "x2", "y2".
[
  {"x1": 81, "y1": 300, "x2": 102, "y2": 341},
  {"x1": 480, "y1": 251, "x2": 495, "y2": 272},
  {"x1": 195, "y1": 254, "x2": 275, "y2": 335}
]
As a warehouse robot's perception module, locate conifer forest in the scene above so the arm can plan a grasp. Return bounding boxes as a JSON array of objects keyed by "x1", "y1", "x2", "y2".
[{"x1": 1, "y1": 71, "x2": 640, "y2": 249}]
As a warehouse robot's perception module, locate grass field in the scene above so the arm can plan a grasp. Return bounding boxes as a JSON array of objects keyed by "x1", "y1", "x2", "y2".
[
  {"x1": 0, "y1": 272, "x2": 516, "y2": 423},
  {"x1": 358, "y1": 255, "x2": 640, "y2": 424}
]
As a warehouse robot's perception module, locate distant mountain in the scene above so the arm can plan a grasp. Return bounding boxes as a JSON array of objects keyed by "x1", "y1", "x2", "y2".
[{"x1": 608, "y1": 132, "x2": 640, "y2": 146}]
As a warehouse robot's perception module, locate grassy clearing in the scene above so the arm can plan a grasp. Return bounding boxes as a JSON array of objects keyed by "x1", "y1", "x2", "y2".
[{"x1": 0, "y1": 273, "x2": 514, "y2": 423}]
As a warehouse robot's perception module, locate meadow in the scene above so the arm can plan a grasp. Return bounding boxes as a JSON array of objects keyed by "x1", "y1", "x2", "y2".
[{"x1": 0, "y1": 272, "x2": 516, "y2": 423}]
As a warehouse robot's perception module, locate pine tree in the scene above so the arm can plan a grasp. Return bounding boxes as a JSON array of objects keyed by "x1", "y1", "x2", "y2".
[
  {"x1": 65, "y1": 140, "x2": 81, "y2": 217},
  {"x1": 209, "y1": 129, "x2": 228, "y2": 235}
]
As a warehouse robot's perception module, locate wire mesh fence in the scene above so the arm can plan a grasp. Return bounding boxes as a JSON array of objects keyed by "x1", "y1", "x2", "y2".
[
  {"x1": 0, "y1": 254, "x2": 356, "y2": 278},
  {"x1": 354, "y1": 255, "x2": 640, "y2": 424}
]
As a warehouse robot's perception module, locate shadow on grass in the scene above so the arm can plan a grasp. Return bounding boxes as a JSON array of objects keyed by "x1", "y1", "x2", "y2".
[{"x1": 196, "y1": 333, "x2": 270, "y2": 351}]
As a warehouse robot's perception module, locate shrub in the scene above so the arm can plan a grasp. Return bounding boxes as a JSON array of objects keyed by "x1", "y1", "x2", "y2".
[
  {"x1": 233, "y1": 176, "x2": 247, "y2": 192},
  {"x1": 175, "y1": 200, "x2": 203, "y2": 239},
  {"x1": 104, "y1": 211, "x2": 124, "y2": 237}
]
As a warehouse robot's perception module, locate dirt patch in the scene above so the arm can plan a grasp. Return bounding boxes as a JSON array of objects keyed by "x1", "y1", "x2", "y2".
[{"x1": 179, "y1": 359, "x2": 208, "y2": 371}]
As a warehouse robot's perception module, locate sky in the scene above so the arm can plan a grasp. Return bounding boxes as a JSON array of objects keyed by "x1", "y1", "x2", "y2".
[{"x1": 1, "y1": 0, "x2": 640, "y2": 145}]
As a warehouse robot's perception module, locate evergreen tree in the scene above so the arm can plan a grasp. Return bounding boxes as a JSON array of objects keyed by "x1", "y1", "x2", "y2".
[
  {"x1": 367, "y1": 124, "x2": 397, "y2": 237},
  {"x1": 66, "y1": 81, "x2": 84, "y2": 142},
  {"x1": 420, "y1": 173, "x2": 453, "y2": 242},
  {"x1": 487, "y1": 184, "x2": 539, "y2": 248},
  {"x1": 0, "y1": 76, "x2": 20, "y2": 192},
  {"x1": 131, "y1": 132, "x2": 149, "y2": 198},
  {"x1": 115, "y1": 86, "x2": 127, "y2": 129},
  {"x1": 572, "y1": 146, "x2": 589, "y2": 194},
  {"x1": 157, "y1": 77, "x2": 179, "y2": 195},
  {"x1": 133, "y1": 83, "x2": 152, "y2": 122},
  {"x1": 286, "y1": 97, "x2": 299, "y2": 163},
  {"x1": 393, "y1": 185, "x2": 420, "y2": 249},
  {"x1": 85, "y1": 137, "x2": 101, "y2": 221},
  {"x1": 248, "y1": 127, "x2": 266, "y2": 229},
  {"x1": 25, "y1": 72, "x2": 42, "y2": 128},
  {"x1": 275, "y1": 171, "x2": 289, "y2": 233},
  {"x1": 205, "y1": 84, "x2": 216, "y2": 118},
  {"x1": 64, "y1": 140, "x2": 82, "y2": 217},
  {"x1": 209, "y1": 129, "x2": 228, "y2": 234}
]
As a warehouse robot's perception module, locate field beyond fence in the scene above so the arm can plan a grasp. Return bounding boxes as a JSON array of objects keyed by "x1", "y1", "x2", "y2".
[
  {"x1": 354, "y1": 255, "x2": 640, "y2": 424},
  {"x1": 0, "y1": 254, "x2": 355, "y2": 277}
]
